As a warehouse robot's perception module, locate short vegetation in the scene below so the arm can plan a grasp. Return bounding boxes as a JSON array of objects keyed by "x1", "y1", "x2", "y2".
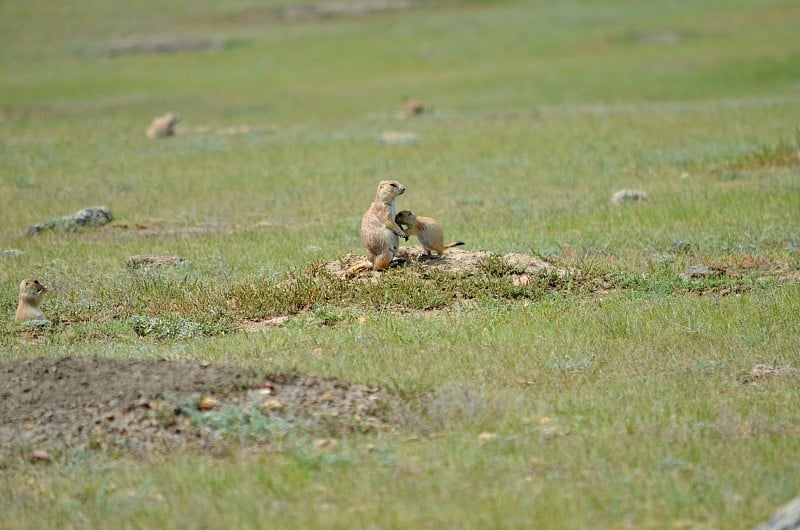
[{"x1": 1, "y1": 0, "x2": 799, "y2": 528}]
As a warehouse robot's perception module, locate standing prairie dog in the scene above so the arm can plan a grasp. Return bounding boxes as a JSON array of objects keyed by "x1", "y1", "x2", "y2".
[
  {"x1": 15, "y1": 278, "x2": 47, "y2": 323},
  {"x1": 146, "y1": 112, "x2": 180, "y2": 139},
  {"x1": 347, "y1": 180, "x2": 408, "y2": 276},
  {"x1": 395, "y1": 210, "x2": 464, "y2": 256}
]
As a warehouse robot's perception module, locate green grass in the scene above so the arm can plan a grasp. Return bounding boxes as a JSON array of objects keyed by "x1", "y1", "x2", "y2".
[{"x1": 1, "y1": 0, "x2": 800, "y2": 528}]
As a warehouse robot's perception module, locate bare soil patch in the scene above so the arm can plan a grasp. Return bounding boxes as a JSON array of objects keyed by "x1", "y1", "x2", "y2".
[
  {"x1": 106, "y1": 36, "x2": 223, "y2": 56},
  {"x1": 0, "y1": 356, "x2": 387, "y2": 456},
  {"x1": 326, "y1": 246, "x2": 571, "y2": 279}
]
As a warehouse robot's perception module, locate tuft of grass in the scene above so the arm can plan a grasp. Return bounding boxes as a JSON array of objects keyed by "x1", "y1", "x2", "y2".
[
  {"x1": 476, "y1": 253, "x2": 527, "y2": 277},
  {"x1": 723, "y1": 130, "x2": 800, "y2": 174},
  {"x1": 0, "y1": 0, "x2": 799, "y2": 528}
]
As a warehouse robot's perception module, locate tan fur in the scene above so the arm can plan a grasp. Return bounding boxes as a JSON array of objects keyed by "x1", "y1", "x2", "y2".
[
  {"x1": 146, "y1": 112, "x2": 180, "y2": 139},
  {"x1": 347, "y1": 180, "x2": 407, "y2": 276},
  {"x1": 403, "y1": 99, "x2": 429, "y2": 118},
  {"x1": 395, "y1": 210, "x2": 464, "y2": 256},
  {"x1": 15, "y1": 278, "x2": 47, "y2": 323}
]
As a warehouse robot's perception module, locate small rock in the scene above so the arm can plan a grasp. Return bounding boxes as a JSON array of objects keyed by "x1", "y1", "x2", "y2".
[
  {"x1": 107, "y1": 36, "x2": 220, "y2": 56},
  {"x1": 1, "y1": 249, "x2": 24, "y2": 257},
  {"x1": 746, "y1": 364, "x2": 799, "y2": 382},
  {"x1": 199, "y1": 396, "x2": 217, "y2": 411},
  {"x1": 31, "y1": 449, "x2": 51, "y2": 462},
  {"x1": 258, "y1": 381, "x2": 276, "y2": 395},
  {"x1": 23, "y1": 206, "x2": 112, "y2": 236},
  {"x1": 264, "y1": 316, "x2": 290, "y2": 327},
  {"x1": 682, "y1": 265, "x2": 726, "y2": 280},
  {"x1": 261, "y1": 399, "x2": 283, "y2": 411},
  {"x1": 477, "y1": 432, "x2": 498, "y2": 443},
  {"x1": 126, "y1": 255, "x2": 190, "y2": 269},
  {"x1": 755, "y1": 496, "x2": 800, "y2": 530},
  {"x1": 72, "y1": 207, "x2": 112, "y2": 227},
  {"x1": 611, "y1": 189, "x2": 648, "y2": 204},
  {"x1": 19, "y1": 319, "x2": 52, "y2": 330},
  {"x1": 380, "y1": 131, "x2": 418, "y2": 145},
  {"x1": 313, "y1": 438, "x2": 338, "y2": 450}
]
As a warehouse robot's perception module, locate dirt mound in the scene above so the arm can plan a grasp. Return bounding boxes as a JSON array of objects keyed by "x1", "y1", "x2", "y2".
[
  {"x1": 0, "y1": 356, "x2": 387, "y2": 455},
  {"x1": 325, "y1": 247, "x2": 569, "y2": 278}
]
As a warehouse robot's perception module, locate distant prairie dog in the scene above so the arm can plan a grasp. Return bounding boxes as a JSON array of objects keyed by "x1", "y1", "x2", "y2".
[
  {"x1": 403, "y1": 98, "x2": 429, "y2": 118},
  {"x1": 146, "y1": 112, "x2": 180, "y2": 139},
  {"x1": 347, "y1": 180, "x2": 408, "y2": 276},
  {"x1": 395, "y1": 210, "x2": 464, "y2": 256},
  {"x1": 15, "y1": 278, "x2": 47, "y2": 323}
]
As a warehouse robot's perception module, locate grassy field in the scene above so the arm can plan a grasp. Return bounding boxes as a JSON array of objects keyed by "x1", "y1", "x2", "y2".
[{"x1": 1, "y1": 0, "x2": 799, "y2": 528}]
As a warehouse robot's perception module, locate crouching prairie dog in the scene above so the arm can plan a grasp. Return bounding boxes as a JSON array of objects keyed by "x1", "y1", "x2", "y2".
[
  {"x1": 15, "y1": 278, "x2": 48, "y2": 323},
  {"x1": 395, "y1": 210, "x2": 464, "y2": 256},
  {"x1": 146, "y1": 112, "x2": 180, "y2": 139},
  {"x1": 347, "y1": 180, "x2": 408, "y2": 276}
]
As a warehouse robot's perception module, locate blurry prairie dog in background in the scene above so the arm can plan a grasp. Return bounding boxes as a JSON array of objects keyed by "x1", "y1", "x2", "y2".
[
  {"x1": 395, "y1": 210, "x2": 464, "y2": 256},
  {"x1": 15, "y1": 278, "x2": 47, "y2": 323},
  {"x1": 403, "y1": 98, "x2": 429, "y2": 118},
  {"x1": 146, "y1": 112, "x2": 180, "y2": 139}
]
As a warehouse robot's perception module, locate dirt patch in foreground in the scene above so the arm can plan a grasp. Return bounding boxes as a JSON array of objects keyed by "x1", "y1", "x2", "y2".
[{"x1": 0, "y1": 356, "x2": 386, "y2": 455}]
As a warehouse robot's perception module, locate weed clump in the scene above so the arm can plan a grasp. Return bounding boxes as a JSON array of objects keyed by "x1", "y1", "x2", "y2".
[{"x1": 130, "y1": 313, "x2": 233, "y2": 339}]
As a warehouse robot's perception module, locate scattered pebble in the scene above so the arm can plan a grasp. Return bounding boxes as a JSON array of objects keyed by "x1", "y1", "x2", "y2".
[
  {"x1": 19, "y1": 319, "x2": 52, "y2": 329},
  {"x1": 477, "y1": 432, "x2": 498, "y2": 443},
  {"x1": 682, "y1": 264, "x2": 726, "y2": 280},
  {"x1": 199, "y1": 396, "x2": 217, "y2": 411},
  {"x1": 31, "y1": 449, "x2": 51, "y2": 462},
  {"x1": 107, "y1": 35, "x2": 222, "y2": 56},
  {"x1": 755, "y1": 495, "x2": 800, "y2": 530},
  {"x1": 611, "y1": 189, "x2": 649, "y2": 204},
  {"x1": 242, "y1": 316, "x2": 290, "y2": 333},
  {"x1": 313, "y1": 438, "x2": 338, "y2": 450},
  {"x1": 750, "y1": 364, "x2": 798, "y2": 379},
  {"x1": 380, "y1": 131, "x2": 418, "y2": 145},
  {"x1": 261, "y1": 399, "x2": 283, "y2": 411},
  {"x1": 126, "y1": 255, "x2": 191, "y2": 269},
  {"x1": 23, "y1": 206, "x2": 112, "y2": 236}
]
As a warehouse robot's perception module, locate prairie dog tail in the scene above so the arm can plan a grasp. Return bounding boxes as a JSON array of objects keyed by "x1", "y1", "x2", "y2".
[
  {"x1": 345, "y1": 261, "x2": 372, "y2": 278},
  {"x1": 444, "y1": 241, "x2": 465, "y2": 250}
]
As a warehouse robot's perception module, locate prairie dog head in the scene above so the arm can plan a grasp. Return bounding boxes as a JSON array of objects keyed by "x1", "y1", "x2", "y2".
[
  {"x1": 19, "y1": 278, "x2": 47, "y2": 305},
  {"x1": 163, "y1": 112, "x2": 180, "y2": 126},
  {"x1": 404, "y1": 99, "x2": 429, "y2": 117},
  {"x1": 394, "y1": 209, "x2": 418, "y2": 230},
  {"x1": 147, "y1": 112, "x2": 180, "y2": 139},
  {"x1": 375, "y1": 180, "x2": 406, "y2": 203}
]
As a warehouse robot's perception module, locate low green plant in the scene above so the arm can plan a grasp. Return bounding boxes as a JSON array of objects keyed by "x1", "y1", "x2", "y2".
[{"x1": 1, "y1": 0, "x2": 799, "y2": 528}]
